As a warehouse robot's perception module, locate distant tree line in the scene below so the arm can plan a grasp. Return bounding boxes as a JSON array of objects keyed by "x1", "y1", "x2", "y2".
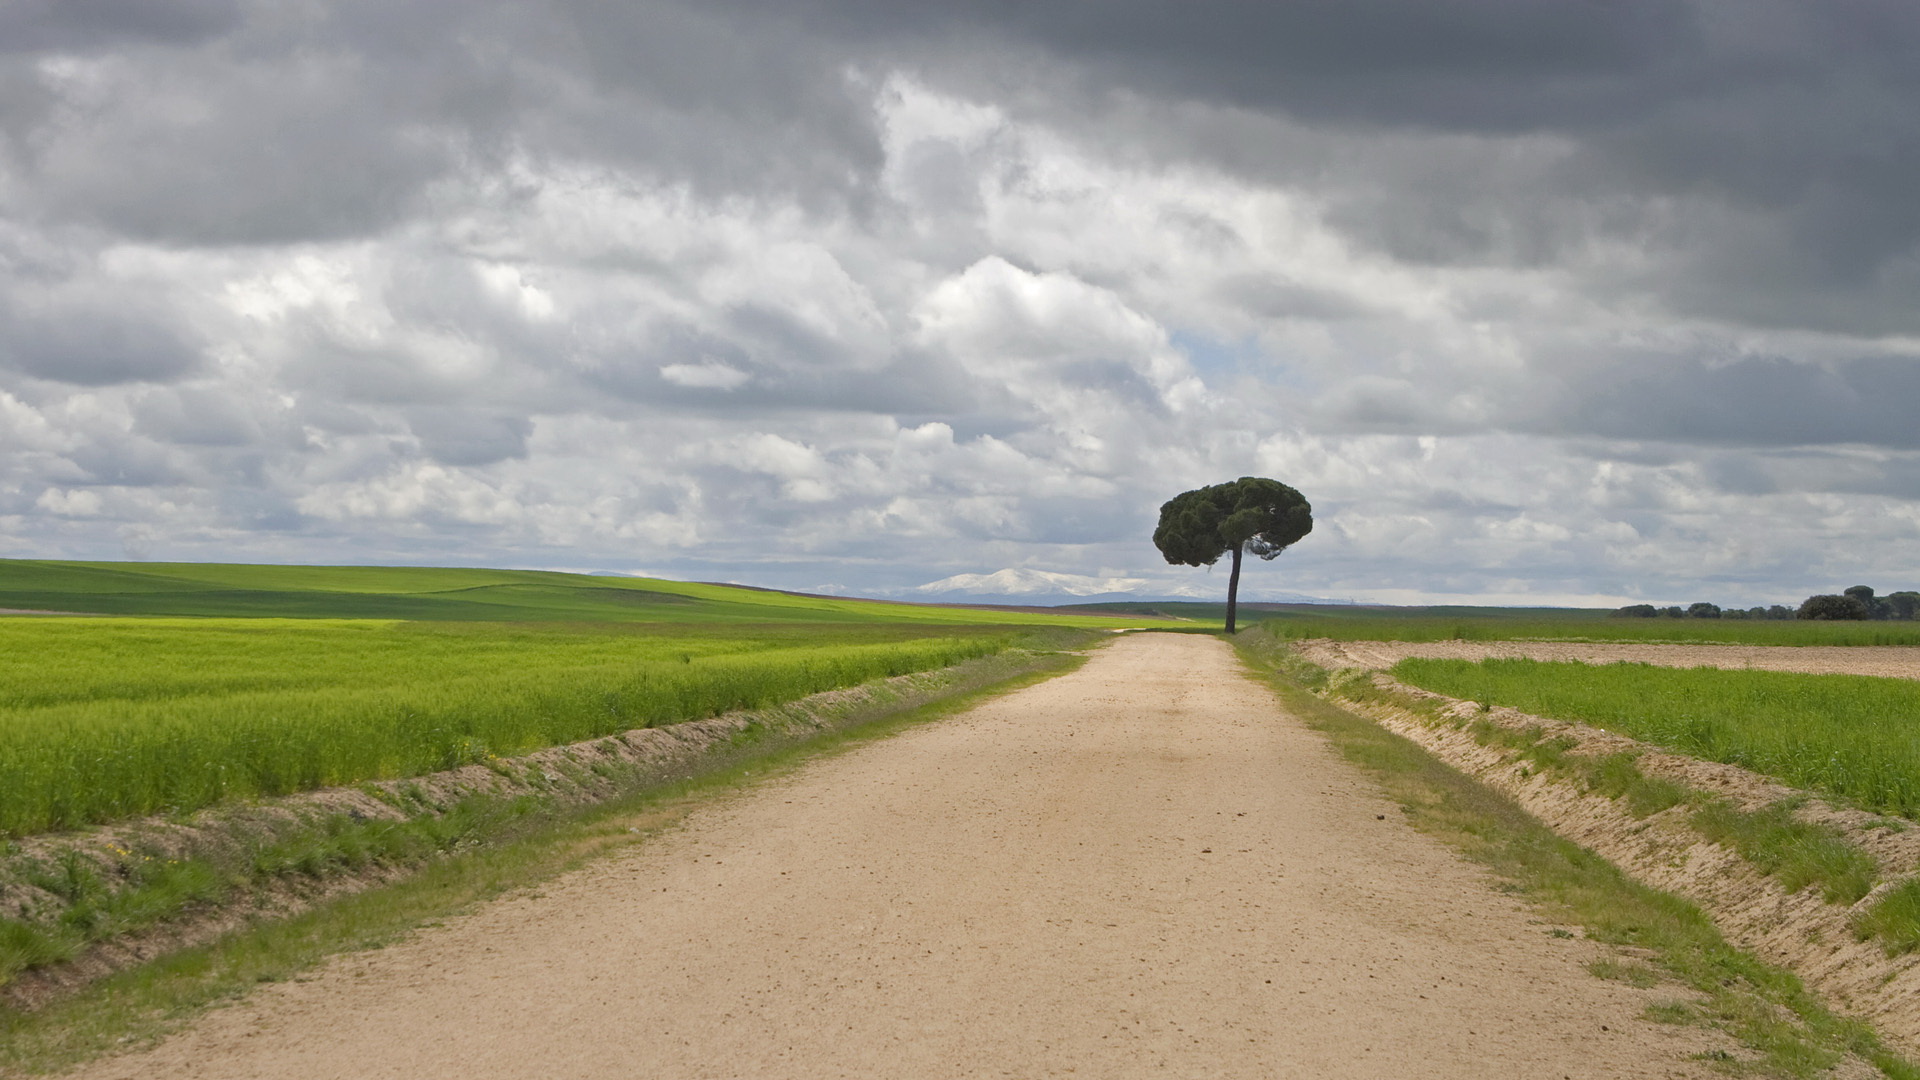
[{"x1": 1612, "y1": 585, "x2": 1920, "y2": 621}]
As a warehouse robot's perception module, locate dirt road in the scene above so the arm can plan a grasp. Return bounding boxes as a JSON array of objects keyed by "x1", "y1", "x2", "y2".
[{"x1": 73, "y1": 634, "x2": 1723, "y2": 1079}]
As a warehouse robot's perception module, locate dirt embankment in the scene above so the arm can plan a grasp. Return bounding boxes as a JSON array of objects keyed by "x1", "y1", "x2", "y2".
[
  {"x1": 66, "y1": 635, "x2": 1734, "y2": 1080},
  {"x1": 1, "y1": 650, "x2": 1067, "y2": 1012},
  {"x1": 1300, "y1": 638, "x2": 1920, "y2": 680},
  {"x1": 1291, "y1": 639, "x2": 1920, "y2": 1053}
]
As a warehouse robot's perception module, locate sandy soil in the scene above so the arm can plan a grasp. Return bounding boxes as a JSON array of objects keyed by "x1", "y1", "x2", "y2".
[
  {"x1": 1303, "y1": 639, "x2": 1920, "y2": 679},
  {"x1": 70, "y1": 635, "x2": 1725, "y2": 1079}
]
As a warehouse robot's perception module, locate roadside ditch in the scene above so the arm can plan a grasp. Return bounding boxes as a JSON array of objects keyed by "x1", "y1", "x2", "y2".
[{"x1": 1268, "y1": 636, "x2": 1920, "y2": 1057}]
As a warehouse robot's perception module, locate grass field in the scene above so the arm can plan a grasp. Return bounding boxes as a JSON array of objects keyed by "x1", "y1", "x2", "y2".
[
  {"x1": 0, "y1": 560, "x2": 1125, "y2": 837},
  {"x1": 1392, "y1": 658, "x2": 1920, "y2": 818}
]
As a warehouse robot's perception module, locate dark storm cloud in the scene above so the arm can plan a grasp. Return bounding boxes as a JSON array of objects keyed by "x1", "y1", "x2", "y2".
[
  {"x1": 1323, "y1": 349, "x2": 1920, "y2": 452},
  {"x1": 1, "y1": 0, "x2": 888, "y2": 247},
  {"x1": 14, "y1": 0, "x2": 1916, "y2": 306},
  {"x1": 1701, "y1": 450, "x2": 1920, "y2": 501},
  {"x1": 739, "y1": 0, "x2": 1705, "y2": 130},
  {"x1": 0, "y1": 0, "x2": 242, "y2": 53},
  {"x1": 1541, "y1": 354, "x2": 1920, "y2": 449},
  {"x1": 728, "y1": 0, "x2": 1920, "y2": 326}
]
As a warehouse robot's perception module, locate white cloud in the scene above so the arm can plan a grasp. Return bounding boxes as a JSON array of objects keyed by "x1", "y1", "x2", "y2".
[
  {"x1": 35, "y1": 488, "x2": 103, "y2": 517},
  {"x1": 660, "y1": 361, "x2": 751, "y2": 390}
]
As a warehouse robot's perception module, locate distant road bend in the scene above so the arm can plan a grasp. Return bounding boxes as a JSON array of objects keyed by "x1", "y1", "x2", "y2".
[{"x1": 77, "y1": 634, "x2": 1722, "y2": 1079}]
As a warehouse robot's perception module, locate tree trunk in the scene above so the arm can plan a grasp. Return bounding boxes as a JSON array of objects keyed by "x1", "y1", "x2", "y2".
[{"x1": 1225, "y1": 542, "x2": 1243, "y2": 634}]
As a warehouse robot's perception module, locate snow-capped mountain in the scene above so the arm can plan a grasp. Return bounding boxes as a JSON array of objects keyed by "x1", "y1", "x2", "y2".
[
  {"x1": 912, "y1": 568, "x2": 1153, "y2": 598},
  {"x1": 906, "y1": 568, "x2": 1238, "y2": 606},
  {"x1": 904, "y1": 567, "x2": 1339, "y2": 607}
]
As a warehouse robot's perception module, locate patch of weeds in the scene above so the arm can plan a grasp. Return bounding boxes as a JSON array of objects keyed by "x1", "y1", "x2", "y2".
[
  {"x1": 1451, "y1": 705, "x2": 1695, "y2": 824},
  {"x1": 1233, "y1": 639, "x2": 1918, "y2": 1080},
  {"x1": 1647, "y1": 999, "x2": 1703, "y2": 1025},
  {"x1": 1, "y1": 845, "x2": 234, "y2": 986},
  {"x1": 1589, "y1": 958, "x2": 1663, "y2": 988},
  {"x1": 1231, "y1": 631, "x2": 1332, "y2": 690},
  {"x1": 1580, "y1": 753, "x2": 1693, "y2": 819},
  {"x1": 1856, "y1": 878, "x2": 1920, "y2": 955},
  {"x1": 245, "y1": 796, "x2": 545, "y2": 883},
  {"x1": 392, "y1": 783, "x2": 434, "y2": 811},
  {"x1": 1469, "y1": 719, "x2": 1578, "y2": 769},
  {"x1": 1272, "y1": 650, "x2": 1331, "y2": 691},
  {"x1": 1321, "y1": 667, "x2": 1451, "y2": 723},
  {"x1": 726, "y1": 722, "x2": 776, "y2": 750},
  {"x1": 1461, "y1": 718, "x2": 1690, "y2": 821},
  {"x1": 0, "y1": 919, "x2": 77, "y2": 982},
  {"x1": 1692, "y1": 798, "x2": 1878, "y2": 905}
]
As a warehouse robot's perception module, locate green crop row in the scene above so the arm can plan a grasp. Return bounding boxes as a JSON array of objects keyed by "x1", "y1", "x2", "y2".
[
  {"x1": 1391, "y1": 657, "x2": 1920, "y2": 818},
  {"x1": 0, "y1": 619, "x2": 1055, "y2": 837}
]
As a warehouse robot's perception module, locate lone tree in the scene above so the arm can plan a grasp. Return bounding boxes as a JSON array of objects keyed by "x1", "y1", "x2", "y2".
[{"x1": 1153, "y1": 477, "x2": 1313, "y2": 633}]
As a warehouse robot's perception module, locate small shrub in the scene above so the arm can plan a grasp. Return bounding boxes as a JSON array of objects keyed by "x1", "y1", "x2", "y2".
[{"x1": 1582, "y1": 754, "x2": 1691, "y2": 818}]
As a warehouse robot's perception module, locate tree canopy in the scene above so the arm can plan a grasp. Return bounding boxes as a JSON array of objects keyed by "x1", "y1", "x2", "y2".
[
  {"x1": 1799, "y1": 593, "x2": 1870, "y2": 620},
  {"x1": 1152, "y1": 476, "x2": 1312, "y2": 633}
]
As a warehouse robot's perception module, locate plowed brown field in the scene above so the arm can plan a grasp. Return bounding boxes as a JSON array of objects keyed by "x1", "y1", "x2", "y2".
[{"x1": 1299, "y1": 639, "x2": 1920, "y2": 679}]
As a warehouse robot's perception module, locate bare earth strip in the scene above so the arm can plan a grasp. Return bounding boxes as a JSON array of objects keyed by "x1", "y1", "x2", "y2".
[
  {"x1": 70, "y1": 635, "x2": 1725, "y2": 1079},
  {"x1": 1302, "y1": 639, "x2": 1920, "y2": 679}
]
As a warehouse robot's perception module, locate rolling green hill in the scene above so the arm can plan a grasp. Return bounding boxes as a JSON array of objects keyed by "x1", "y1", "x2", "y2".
[{"x1": 0, "y1": 560, "x2": 1131, "y2": 627}]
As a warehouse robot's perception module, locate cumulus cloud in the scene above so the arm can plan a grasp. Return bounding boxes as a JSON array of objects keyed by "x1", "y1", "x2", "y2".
[{"x1": 1, "y1": 1, "x2": 1917, "y2": 604}]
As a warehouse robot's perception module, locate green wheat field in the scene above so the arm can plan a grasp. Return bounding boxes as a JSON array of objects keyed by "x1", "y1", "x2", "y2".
[{"x1": 0, "y1": 560, "x2": 1122, "y2": 837}]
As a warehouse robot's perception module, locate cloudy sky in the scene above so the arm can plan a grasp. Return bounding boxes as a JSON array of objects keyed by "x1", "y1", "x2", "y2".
[{"x1": 3, "y1": 0, "x2": 1918, "y2": 606}]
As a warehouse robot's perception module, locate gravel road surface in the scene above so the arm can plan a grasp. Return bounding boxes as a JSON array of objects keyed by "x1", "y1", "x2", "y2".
[{"x1": 73, "y1": 634, "x2": 1723, "y2": 1079}]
